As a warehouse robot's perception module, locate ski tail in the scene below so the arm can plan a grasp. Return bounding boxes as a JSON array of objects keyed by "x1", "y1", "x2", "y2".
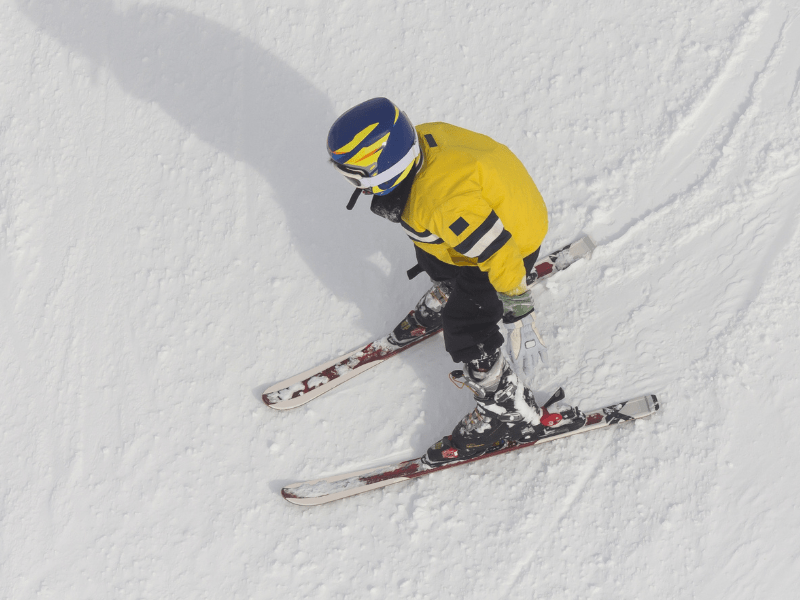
[{"x1": 527, "y1": 235, "x2": 596, "y2": 285}]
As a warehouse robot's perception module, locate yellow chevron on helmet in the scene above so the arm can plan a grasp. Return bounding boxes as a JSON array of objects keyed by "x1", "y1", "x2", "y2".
[
  {"x1": 331, "y1": 122, "x2": 379, "y2": 155},
  {"x1": 347, "y1": 132, "x2": 391, "y2": 169}
]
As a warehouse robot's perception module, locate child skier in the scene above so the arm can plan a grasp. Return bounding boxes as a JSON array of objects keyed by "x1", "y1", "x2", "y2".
[{"x1": 327, "y1": 98, "x2": 554, "y2": 465}]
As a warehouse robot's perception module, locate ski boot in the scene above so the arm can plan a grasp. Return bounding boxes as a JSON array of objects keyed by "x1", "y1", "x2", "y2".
[
  {"x1": 424, "y1": 352, "x2": 545, "y2": 466},
  {"x1": 388, "y1": 280, "x2": 454, "y2": 346}
]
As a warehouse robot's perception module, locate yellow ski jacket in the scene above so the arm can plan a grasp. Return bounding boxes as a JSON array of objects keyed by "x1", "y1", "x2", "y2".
[{"x1": 401, "y1": 122, "x2": 548, "y2": 295}]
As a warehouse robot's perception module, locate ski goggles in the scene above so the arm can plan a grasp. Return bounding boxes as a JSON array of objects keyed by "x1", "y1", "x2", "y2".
[
  {"x1": 331, "y1": 137, "x2": 420, "y2": 190},
  {"x1": 332, "y1": 162, "x2": 372, "y2": 188}
]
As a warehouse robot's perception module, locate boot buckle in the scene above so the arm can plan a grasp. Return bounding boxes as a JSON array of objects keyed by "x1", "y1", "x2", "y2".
[
  {"x1": 449, "y1": 370, "x2": 487, "y2": 398},
  {"x1": 498, "y1": 412, "x2": 523, "y2": 423},
  {"x1": 429, "y1": 282, "x2": 452, "y2": 306}
]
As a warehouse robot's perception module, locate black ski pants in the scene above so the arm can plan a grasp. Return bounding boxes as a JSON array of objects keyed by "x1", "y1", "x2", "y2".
[{"x1": 414, "y1": 246, "x2": 540, "y2": 364}]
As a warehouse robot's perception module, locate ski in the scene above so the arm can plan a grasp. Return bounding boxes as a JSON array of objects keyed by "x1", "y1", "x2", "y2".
[
  {"x1": 262, "y1": 235, "x2": 596, "y2": 410},
  {"x1": 282, "y1": 393, "x2": 659, "y2": 505}
]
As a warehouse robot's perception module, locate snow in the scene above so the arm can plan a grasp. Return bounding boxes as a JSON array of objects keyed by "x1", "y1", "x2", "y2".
[
  {"x1": 2, "y1": 0, "x2": 800, "y2": 598},
  {"x1": 275, "y1": 382, "x2": 304, "y2": 402}
]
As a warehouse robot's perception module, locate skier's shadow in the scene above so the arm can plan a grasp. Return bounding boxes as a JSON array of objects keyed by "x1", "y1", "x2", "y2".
[
  {"x1": 17, "y1": 0, "x2": 410, "y2": 333},
  {"x1": 19, "y1": 0, "x2": 458, "y2": 450}
]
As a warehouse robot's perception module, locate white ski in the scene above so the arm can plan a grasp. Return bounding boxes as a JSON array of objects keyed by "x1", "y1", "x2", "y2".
[
  {"x1": 283, "y1": 392, "x2": 659, "y2": 505},
  {"x1": 262, "y1": 235, "x2": 596, "y2": 410}
]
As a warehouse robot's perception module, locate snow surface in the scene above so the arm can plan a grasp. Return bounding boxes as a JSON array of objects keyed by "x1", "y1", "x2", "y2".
[{"x1": 2, "y1": 0, "x2": 800, "y2": 598}]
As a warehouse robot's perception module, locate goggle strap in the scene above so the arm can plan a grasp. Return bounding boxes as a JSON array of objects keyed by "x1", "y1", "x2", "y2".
[{"x1": 358, "y1": 137, "x2": 420, "y2": 188}]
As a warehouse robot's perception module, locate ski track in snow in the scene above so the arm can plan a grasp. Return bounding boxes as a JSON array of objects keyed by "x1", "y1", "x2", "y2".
[
  {"x1": 3, "y1": 0, "x2": 800, "y2": 598},
  {"x1": 498, "y1": 430, "x2": 616, "y2": 598}
]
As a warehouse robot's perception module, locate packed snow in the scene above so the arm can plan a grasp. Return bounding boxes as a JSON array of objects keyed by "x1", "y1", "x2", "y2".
[{"x1": 2, "y1": 0, "x2": 800, "y2": 598}]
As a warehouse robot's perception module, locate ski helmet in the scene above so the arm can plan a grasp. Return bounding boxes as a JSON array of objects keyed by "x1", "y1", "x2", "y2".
[{"x1": 327, "y1": 98, "x2": 419, "y2": 196}]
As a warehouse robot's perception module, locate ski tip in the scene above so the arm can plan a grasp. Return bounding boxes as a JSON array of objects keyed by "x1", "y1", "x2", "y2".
[
  {"x1": 281, "y1": 483, "x2": 324, "y2": 506},
  {"x1": 281, "y1": 487, "x2": 304, "y2": 504},
  {"x1": 262, "y1": 391, "x2": 293, "y2": 409},
  {"x1": 262, "y1": 395, "x2": 314, "y2": 411},
  {"x1": 281, "y1": 490, "x2": 317, "y2": 506}
]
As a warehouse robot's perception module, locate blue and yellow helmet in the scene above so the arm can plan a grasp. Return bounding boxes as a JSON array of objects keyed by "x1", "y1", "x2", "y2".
[{"x1": 327, "y1": 98, "x2": 419, "y2": 196}]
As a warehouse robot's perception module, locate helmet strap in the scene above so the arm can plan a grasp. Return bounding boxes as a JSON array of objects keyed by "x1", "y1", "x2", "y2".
[{"x1": 345, "y1": 188, "x2": 361, "y2": 210}]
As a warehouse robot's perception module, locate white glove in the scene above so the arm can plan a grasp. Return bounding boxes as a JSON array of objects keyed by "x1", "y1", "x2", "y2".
[{"x1": 502, "y1": 312, "x2": 548, "y2": 380}]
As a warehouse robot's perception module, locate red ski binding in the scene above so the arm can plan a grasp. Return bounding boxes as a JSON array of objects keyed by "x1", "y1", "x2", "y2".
[{"x1": 541, "y1": 409, "x2": 563, "y2": 427}]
